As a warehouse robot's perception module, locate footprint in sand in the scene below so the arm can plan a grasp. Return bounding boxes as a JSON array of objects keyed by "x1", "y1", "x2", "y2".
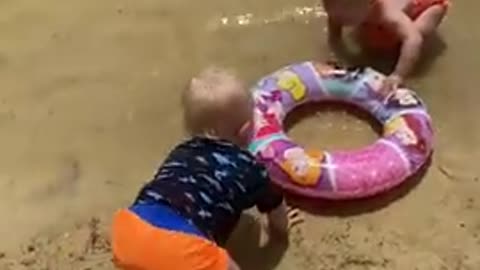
[{"x1": 31, "y1": 155, "x2": 81, "y2": 201}]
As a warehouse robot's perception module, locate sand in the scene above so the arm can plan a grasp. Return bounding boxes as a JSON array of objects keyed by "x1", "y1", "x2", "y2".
[{"x1": 0, "y1": 0, "x2": 479, "y2": 269}]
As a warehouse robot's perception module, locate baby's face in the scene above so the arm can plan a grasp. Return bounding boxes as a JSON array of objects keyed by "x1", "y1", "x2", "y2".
[{"x1": 324, "y1": 0, "x2": 371, "y2": 25}]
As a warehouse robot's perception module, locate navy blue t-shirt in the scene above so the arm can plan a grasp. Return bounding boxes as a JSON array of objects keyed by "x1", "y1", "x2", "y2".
[{"x1": 134, "y1": 137, "x2": 283, "y2": 244}]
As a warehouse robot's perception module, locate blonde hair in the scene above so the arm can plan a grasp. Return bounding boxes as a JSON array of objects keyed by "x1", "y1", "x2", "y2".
[{"x1": 182, "y1": 66, "x2": 252, "y2": 142}]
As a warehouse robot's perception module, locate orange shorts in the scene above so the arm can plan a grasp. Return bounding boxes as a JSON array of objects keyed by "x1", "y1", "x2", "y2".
[
  {"x1": 359, "y1": 0, "x2": 450, "y2": 51},
  {"x1": 111, "y1": 209, "x2": 229, "y2": 270},
  {"x1": 408, "y1": 0, "x2": 450, "y2": 19}
]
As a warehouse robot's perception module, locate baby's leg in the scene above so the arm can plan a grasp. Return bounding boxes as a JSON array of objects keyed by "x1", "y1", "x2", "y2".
[
  {"x1": 413, "y1": 5, "x2": 448, "y2": 36},
  {"x1": 228, "y1": 257, "x2": 241, "y2": 270}
]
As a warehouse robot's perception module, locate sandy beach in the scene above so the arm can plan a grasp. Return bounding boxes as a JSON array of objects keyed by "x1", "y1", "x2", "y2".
[{"x1": 0, "y1": 0, "x2": 479, "y2": 269}]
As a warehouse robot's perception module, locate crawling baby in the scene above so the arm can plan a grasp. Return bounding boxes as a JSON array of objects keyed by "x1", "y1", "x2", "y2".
[{"x1": 323, "y1": 0, "x2": 449, "y2": 91}]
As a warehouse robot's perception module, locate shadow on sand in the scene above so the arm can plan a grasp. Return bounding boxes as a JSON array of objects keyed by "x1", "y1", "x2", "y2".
[{"x1": 226, "y1": 214, "x2": 288, "y2": 270}]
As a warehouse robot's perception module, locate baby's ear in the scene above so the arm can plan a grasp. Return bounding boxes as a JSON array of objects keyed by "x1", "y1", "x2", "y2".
[{"x1": 238, "y1": 120, "x2": 251, "y2": 133}]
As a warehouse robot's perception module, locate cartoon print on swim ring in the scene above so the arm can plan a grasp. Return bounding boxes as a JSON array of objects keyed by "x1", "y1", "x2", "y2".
[
  {"x1": 275, "y1": 70, "x2": 307, "y2": 101},
  {"x1": 362, "y1": 68, "x2": 385, "y2": 94},
  {"x1": 253, "y1": 90, "x2": 284, "y2": 139},
  {"x1": 248, "y1": 61, "x2": 434, "y2": 200},
  {"x1": 254, "y1": 109, "x2": 282, "y2": 139},
  {"x1": 390, "y1": 89, "x2": 420, "y2": 106},
  {"x1": 313, "y1": 64, "x2": 377, "y2": 98},
  {"x1": 384, "y1": 117, "x2": 418, "y2": 145},
  {"x1": 314, "y1": 62, "x2": 366, "y2": 82},
  {"x1": 278, "y1": 147, "x2": 324, "y2": 186},
  {"x1": 384, "y1": 114, "x2": 430, "y2": 155}
]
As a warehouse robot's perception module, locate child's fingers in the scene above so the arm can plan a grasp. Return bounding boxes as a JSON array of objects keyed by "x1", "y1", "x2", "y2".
[
  {"x1": 286, "y1": 205, "x2": 300, "y2": 219},
  {"x1": 286, "y1": 206, "x2": 304, "y2": 230},
  {"x1": 286, "y1": 206, "x2": 298, "y2": 215}
]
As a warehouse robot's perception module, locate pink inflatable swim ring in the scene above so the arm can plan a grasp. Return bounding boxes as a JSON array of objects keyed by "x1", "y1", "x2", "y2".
[{"x1": 248, "y1": 61, "x2": 434, "y2": 200}]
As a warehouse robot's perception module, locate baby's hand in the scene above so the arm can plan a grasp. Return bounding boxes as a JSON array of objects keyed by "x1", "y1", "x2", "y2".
[
  {"x1": 287, "y1": 206, "x2": 304, "y2": 231},
  {"x1": 264, "y1": 206, "x2": 303, "y2": 245},
  {"x1": 381, "y1": 74, "x2": 403, "y2": 94}
]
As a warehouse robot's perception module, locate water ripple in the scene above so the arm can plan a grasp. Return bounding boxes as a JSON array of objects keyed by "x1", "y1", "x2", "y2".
[{"x1": 206, "y1": 6, "x2": 327, "y2": 31}]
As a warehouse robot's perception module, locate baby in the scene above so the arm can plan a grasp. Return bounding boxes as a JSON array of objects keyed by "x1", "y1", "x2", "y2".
[
  {"x1": 111, "y1": 67, "x2": 291, "y2": 270},
  {"x1": 323, "y1": 0, "x2": 449, "y2": 91}
]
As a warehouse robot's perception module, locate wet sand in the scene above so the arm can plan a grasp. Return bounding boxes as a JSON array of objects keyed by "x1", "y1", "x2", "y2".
[{"x1": 1, "y1": 0, "x2": 479, "y2": 269}]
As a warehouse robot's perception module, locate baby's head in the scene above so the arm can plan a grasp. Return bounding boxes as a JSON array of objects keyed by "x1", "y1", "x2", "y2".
[{"x1": 182, "y1": 66, "x2": 253, "y2": 147}]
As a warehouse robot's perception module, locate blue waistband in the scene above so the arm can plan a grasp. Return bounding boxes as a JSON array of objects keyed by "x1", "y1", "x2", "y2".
[{"x1": 129, "y1": 202, "x2": 206, "y2": 238}]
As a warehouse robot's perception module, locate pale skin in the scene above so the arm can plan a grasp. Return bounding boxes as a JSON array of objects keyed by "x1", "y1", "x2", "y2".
[
  {"x1": 227, "y1": 202, "x2": 291, "y2": 270},
  {"x1": 323, "y1": 0, "x2": 447, "y2": 92},
  {"x1": 225, "y1": 120, "x2": 292, "y2": 270},
  {"x1": 186, "y1": 70, "x2": 303, "y2": 269}
]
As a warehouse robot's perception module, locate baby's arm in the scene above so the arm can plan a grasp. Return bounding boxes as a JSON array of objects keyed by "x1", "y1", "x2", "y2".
[
  {"x1": 255, "y1": 183, "x2": 289, "y2": 241},
  {"x1": 323, "y1": 0, "x2": 343, "y2": 45},
  {"x1": 381, "y1": 1, "x2": 423, "y2": 79},
  {"x1": 327, "y1": 16, "x2": 344, "y2": 45},
  {"x1": 266, "y1": 200, "x2": 289, "y2": 239}
]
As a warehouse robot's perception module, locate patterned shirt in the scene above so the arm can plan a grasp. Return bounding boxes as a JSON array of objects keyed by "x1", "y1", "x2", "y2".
[{"x1": 134, "y1": 137, "x2": 283, "y2": 244}]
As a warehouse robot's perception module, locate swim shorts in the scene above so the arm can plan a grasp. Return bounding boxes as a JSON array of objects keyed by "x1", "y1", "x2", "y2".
[
  {"x1": 407, "y1": 0, "x2": 450, "y2": 19},
  {"x1": 359, "y1": 0, "x2": 450, "y2": 51},
  {"x1": 111, "y1": 203, "x2": 229, "y2": 270},
  {"x1": 135, "y1": 136, "x2": 283, "y2": 244}
]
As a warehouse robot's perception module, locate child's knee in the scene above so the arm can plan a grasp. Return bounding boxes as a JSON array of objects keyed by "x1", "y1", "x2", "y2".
[{"x1": 428, "y1": 4, "x2": 448, "y2": 19}]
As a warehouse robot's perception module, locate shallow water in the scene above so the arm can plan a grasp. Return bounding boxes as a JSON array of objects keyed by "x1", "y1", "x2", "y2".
[{"x1": 0, "y1": 0, "x2": 479, "y2": 268}]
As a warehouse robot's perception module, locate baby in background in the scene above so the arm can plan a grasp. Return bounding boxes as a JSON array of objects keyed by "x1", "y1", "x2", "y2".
[
  {"x1": 111, "y1": 67, "x2": 293, "y2": 270},
  {"x1": 323, "y1": 0, "x2": 449, "y2": 91}
]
